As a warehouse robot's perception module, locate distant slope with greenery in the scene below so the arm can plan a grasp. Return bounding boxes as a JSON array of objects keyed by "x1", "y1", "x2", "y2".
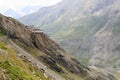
[{"x1": 19, "y1": 0, "x2": 120, "y2": 69}]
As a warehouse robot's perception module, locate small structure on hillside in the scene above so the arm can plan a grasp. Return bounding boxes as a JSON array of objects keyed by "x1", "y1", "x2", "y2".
[
  {"x1": 26, "y1": 25, "x2": 35, "y2": 30},
  {"x1": 26, "y1": 25, "x2": 43, "y2": 33}
]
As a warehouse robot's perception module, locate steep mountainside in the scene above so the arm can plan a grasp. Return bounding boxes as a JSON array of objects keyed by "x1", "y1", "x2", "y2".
[
  {"x1": 0, "y1": 13, "x2": 120, "y2": 80},
  {"x1": 90, "y1": 4, "x2": 120, "y2": 68},
  {"x1": 0, "y1": 38, "x2": 48, "y2": 80},
  {"x1": 19, "y1": 0, "x2": 120, "y2": 68}
]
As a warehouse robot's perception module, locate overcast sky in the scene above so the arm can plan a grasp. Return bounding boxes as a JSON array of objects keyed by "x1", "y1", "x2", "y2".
[{"x1": 0, "y1": 0, "x2": 62, "y2": 13}]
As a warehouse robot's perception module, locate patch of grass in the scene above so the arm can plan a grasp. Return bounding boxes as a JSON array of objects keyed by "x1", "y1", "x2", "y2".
[
  {"x1": 0, "y1": 41, "x2": 48, "y2": 80},
  {"x1": 0, "y1": 61, "x2": 41, "y2": 80},
  {"x1": 0, "y1": 42, "x2": 7, "y2": 50},
  {"x1": 0, "y1": 28, "x2": 7, "y2": 35},
  {"x1": 0, "y1": 31, "x2": 3, "y2": 37},
  {"x1": 0, "y1": 61, "x2": 28, "y2": 80}
]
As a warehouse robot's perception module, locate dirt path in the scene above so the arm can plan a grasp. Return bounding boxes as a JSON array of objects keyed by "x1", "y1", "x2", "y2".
[{"x1": 9, "y1": 40, "x2": 64, "y2": 80}]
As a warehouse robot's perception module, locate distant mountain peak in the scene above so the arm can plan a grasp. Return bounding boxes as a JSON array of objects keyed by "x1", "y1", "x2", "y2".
[
  {"x1": 4, "y1": 8, "x2": 21, "y2": 18},
  {"x1": 3, "y1": 6, "x2": 42, "y2": 19}
]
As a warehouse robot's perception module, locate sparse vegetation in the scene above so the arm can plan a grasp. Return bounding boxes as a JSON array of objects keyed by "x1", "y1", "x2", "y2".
[
  {"x1": 0, "y1": 28, "x2": 7, "y2": 35},
  {"x1": 113, "y1": 25, "x2": 120, "y2": 35},
  {"x1": 0, "y1": 31, "x2": 3, "y2": 37},
  {"x1": 0, "y1": 41, "x2": 47, "y2": 80},
  {"x1": 0, "y1": 30, "x2": 3, "y2": 34},
  {"x1": 0, "y1": 42, "x2": 7, "y2": 50},
  {"x1": 0, "y1": 61, "x2": 30, "y2": 80}
]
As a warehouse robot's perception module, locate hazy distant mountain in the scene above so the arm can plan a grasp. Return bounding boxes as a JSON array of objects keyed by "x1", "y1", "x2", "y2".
[
  {"x1": 4, "y1": 6, "x2": 42, "y2": 18},
  {"x1": 19, "y1": 0, "x2": 120, "y2": 70},
  {"x1": 21, "y1": 5, "x2": 42, "y2": 16},
  {"x1": 4, "y1": 8, "x2": 21, "y2": 18}
]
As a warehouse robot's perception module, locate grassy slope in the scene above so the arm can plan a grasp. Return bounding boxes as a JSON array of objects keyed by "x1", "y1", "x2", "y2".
[
  {"x1": 0, "y1": 35, "x2": 86, "y2": 80},
  {"x1": 52, "y1": 14, "x2": 108, "y2": 40},
  {"x1": 0, "y1": 37, "x2": 48, "y2": 80}
]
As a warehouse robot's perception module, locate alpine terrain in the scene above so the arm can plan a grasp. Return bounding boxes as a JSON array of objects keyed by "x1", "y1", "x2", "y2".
[
  {"x1": 19, "y1": 0, "x2": 120, "y2": 70},
  {"x1": 1, "y1": 13, "x2": 120, "y2": 79}
]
